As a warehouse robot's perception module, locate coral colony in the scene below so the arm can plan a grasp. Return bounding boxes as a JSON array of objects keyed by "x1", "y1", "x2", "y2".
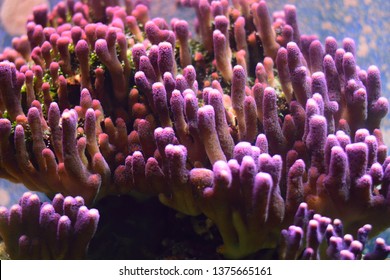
[
  {"x1": 0, "y1": 192, "x2": 99, "y2": 259},
  {"x1": 0, "y1": 0, "x2": 389, "y2": 259}
]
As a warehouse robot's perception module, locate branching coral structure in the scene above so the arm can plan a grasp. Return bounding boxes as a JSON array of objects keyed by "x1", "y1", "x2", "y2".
[
  {"x1": 0, "y1": 192, "x2": 99, "y2": 259},
  {"x1": 279, "y1": 202, "x2": 390, "y2": 259},
  {"x1": 0, "y1": 0, "x2": 390, "y2": 259}
]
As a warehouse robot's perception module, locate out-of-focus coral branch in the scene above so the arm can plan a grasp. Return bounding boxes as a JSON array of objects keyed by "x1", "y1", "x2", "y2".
[
  {"x1": 279, "y1": 203, "x2": 390, "y2": 259},
  {"x1": 0, "y1": 192, "x2": 99, "y2": 259},
  {"x1": 0, "y1": 0, "x2": 390, "y2": 259}
]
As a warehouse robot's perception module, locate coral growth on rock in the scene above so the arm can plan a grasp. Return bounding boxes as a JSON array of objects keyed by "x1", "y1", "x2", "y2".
[{"x1": 0, "y1": 0, "x2": 389, "y2": 259}]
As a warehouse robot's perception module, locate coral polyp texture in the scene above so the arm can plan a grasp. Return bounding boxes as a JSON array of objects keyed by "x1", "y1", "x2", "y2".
[
  {"x1": 0, "y1": 192, "x2": 99, "y2": 259},
  {"x1": 279, "y1": 202, "x2": 390, "y2": 260},
  {"x1": 0, "y1": 0, "x2": 389, "y2": 259}
]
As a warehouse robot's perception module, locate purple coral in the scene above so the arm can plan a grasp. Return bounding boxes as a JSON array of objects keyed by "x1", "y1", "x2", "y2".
[
  {"x1": 0, "y1": 0, "x2": 389, "y2": 260},
  {"x1": 0, "y1": 192, "x2": 99, "y2": 259},
  {"x1": 280, "y1": 203, "x2": 390, "y2": 260}
]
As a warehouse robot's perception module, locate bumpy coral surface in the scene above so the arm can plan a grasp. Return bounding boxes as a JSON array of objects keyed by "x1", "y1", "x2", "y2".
[
  {"x1": 0, "y1": 191, "x2": 99, "y2": 259},
  {"x1": 0, "y1": 0, "x2": 389, "y2": 259},
  {"x1": 279, "y1": 202, "x2": 390, "y2": 260}
]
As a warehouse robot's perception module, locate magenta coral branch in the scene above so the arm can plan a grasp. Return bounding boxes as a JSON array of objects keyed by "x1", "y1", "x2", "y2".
[
  {"x1": 0, "y1": 0, "x2": 390, "y2": 260},
  {"x1": 0, "y1": 192, "x2": 99, "y2": 259},
  {"x1": 95, "y1": 31, "x2": 128, "y2": 102},
  {"x1": 0, "y1": 62, "x2": 25, "y2": 121},
  {"x1": 61, "y1": 110, "x2": 101, "y2": 203},
  {"x1": 198, "y1": 105, "x2": 227, "y2": 164},
  {"x1": 280, "y1": 202, "x2": 390, "y2": 259}
]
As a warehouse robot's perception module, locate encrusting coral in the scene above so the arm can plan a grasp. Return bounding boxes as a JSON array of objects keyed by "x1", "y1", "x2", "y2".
[{"x1": 0, "y1": 0, "x2": 389, "y2": 259}]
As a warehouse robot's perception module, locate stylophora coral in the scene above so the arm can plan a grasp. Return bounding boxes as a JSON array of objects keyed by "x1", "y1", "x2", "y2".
[
  {"x1": 0, "y1": 0, "x2": 389, "y2": 259},
  {"x1": 0, "y1": 192, "x2": 99, "y2": 259},
  {"x1": 279, "y1": 202, "x2": 390, "y2": 260}
]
